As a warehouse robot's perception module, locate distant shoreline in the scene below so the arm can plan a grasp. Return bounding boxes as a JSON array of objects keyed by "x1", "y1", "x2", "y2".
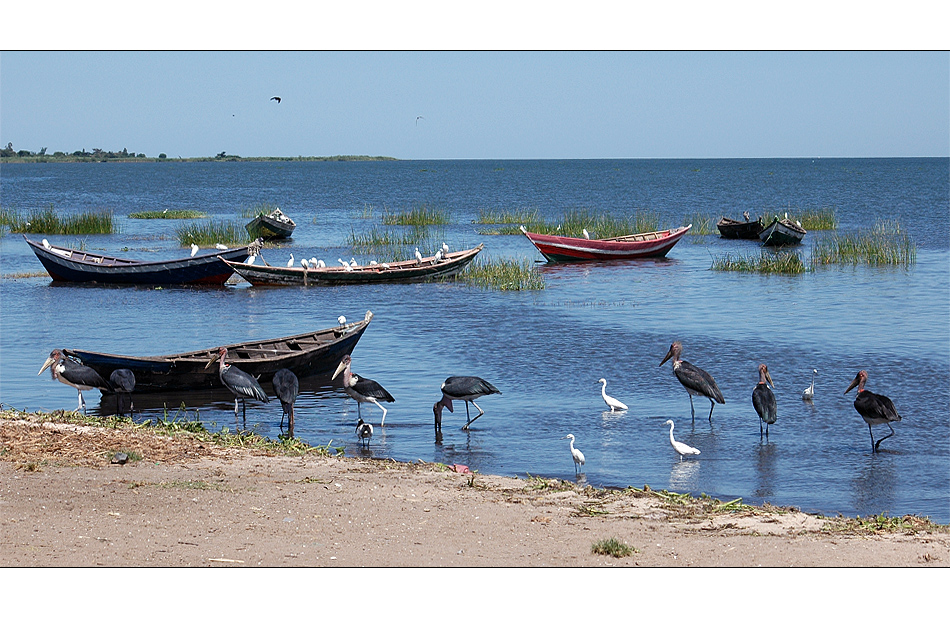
[{"x1": 0, "y1": 154, "x2": 398, "y2": 164}]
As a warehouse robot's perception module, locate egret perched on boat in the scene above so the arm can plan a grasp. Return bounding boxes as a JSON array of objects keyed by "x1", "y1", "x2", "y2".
[
  {"x1": 42, "y1": 238, "x2": 51, "y2": 249},
  {"x1": 349, "y1": 257, "x2": 358, "y2": 268},
  {"x1": 598, "y1": 378, "x2": 628, "y2": 412},
  {"x1": 582, "y1": 228, "x2": 590, "y2": 240},
  {"x1": 337, "y1": 315, "x2": 347, "y2": 327},
  {"x1": 665, "y1": 420, "x2": 700, "y2": 461},
  {"x1": 433, "y1": 249, "x2": 443, "y2": 263},
  {"x1": 38, "y1": 349, "x2": 111, "y2": 413},
  {"x1": 245, "y1": 254, "x2": 256, "y2": 265},
  {"x1": 414, "y1": 247, "x2": 423, "y2": 264},
  {"x1": 751, "y1": 363, "x2": 776, "y2": 437},
  {"x1": 332, "y1": 354, "x2": 394, "y2": 426},
  {"x1": 802, "y1": 369, "x2": 817, "y2": 401},
  {"x1": 300, "y1": 258, "x2": 309, "y2": 269},
  {"x1": 204, "y1": 347, "x2": 269, "y2": 428},
  {"x1": 215, "y1": 243, "x2": 228, "y2": 250},
  {"x1": 442, "y1": 241, "x2": 449, "y2": 254},
  {"x1": 845, "y1": 370, "x2": 901, "y2": 452},
  {"x1": 338, "y1": 258, "x2": 353, "y2": 271},
  {"x1": 272, "y1": 368, "x2": 299, "y2": 438},
  {"x1": 433, "y1": 376, "x2": 501, "y2": 432},
  {"x1": 660, "y1": 341, "x2": 725, "y2": 421},
  {"x1": 369, "y1": 260, "x2": 378, "y2": 266},
  {"x1": 109, "y1": 369, "x2": 136, "y2": 416},
  {"x1": 561, "y1": 433, "x2": 586, "y2": 474},
  {"x1": 314, "y1": 259, "x2": 326, "y2": 268},
  {"x1": 190, "y1": 243, "x2": 200, "y2": 257},
  {"x1": 356, "y1": 417, "x2": 373, "y2": 447},
  {"x1": 286, "y1": 254, "x2": 295, "y2": 268}
]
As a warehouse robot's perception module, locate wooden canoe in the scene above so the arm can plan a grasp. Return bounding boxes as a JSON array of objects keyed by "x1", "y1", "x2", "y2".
[
  {"x1": 521, "y1": 226, "x2": 690, "y2": 262},
  {"x1": 245, "y1": 208, "x2": 296, "y2": 240},
  {"x1": 223, "y1": 244, "x2": 484, "y2": 286},
  {"x1": 24, "y1": 235, "x2": 251, "y2": 285},
  {"x1": 63, "y1": 311, "x2": 374, "y2": 393},
  {"x1": 760, "y1": 218, "x2": 806, "y2": 246},
  {"x1": 717, "y1": 216, "x2": 765, "y2": 239}
]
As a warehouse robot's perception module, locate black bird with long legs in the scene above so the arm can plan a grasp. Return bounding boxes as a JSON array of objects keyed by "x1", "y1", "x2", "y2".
[
  {"x1": 752, "y1": 363, "x2": 776, "y2": 437},
  {"x1": 38, "y1": 349, "x2": 111, "y2": 413},
  {"x1": 433, "y1": 376, "x2": 501, "y2": 431},
  {"x1": 109, "y1": 369, "x2": 136, "y2": 417},
  {"x1": 272, "y1": 368, "x2": 299, "y2": 438},
  {"x1": 332, "y1": 355, "x2": 394, "y2": 426},
  {"x1": 660, "y1": 341, "x2": 725, "y2": 421},
  {"x1": 845, "y1": 370, "x2": 901, "y2": 452},
  {"x1": 205, "y1": 347, "x2": 269, "y2": 429}
]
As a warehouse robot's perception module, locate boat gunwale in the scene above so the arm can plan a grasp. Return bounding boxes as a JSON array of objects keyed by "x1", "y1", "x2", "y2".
[
  {"x1": 521, "y1": 225, "x2": 691, "y2": 246},
  {"x1": 24, "y1": 235, "x2": 252, "y2": 269}
]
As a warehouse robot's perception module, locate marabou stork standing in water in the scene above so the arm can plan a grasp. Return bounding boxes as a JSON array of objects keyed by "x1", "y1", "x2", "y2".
[
  {"x1": 109, "y1": 369, "x2": 136, "y2": 417},
  {"x1": 751, "y1": 363, "x2": 776, "y2": 437},
  {"x1": 356, "y1": 417, "x2": 373, "y2": 447},
  {"x1": 433, "y1": 376, "x2": 501, "y2": 431},
  {"x1": 660, "y1": 341, "x2": 725, "y2": 421},
  {"x1": 272, "y1": 368, "x2": 299, "y2": 438},
  {"x1": 845, "y1": 370, "x2": 901, "y2": 452},
  {"x1": 38, "y1": 349, "x2": 112, "y2": 412},
  {"x1": 332, "y1": 355, "x2": 394, "y2": 426},
  {"x1": 205, "y1": 347, "x2": 269, "y2": 429},
  {"x1": 561, "y1": 433, "x2": 585, "y2": 474}
]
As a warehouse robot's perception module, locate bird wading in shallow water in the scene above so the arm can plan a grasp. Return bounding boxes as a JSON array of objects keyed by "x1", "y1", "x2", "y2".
[
  {"x1": 38, "y1": 349, "x2": 111, "y2": 413},
  {"x1": 562, "y1": 433, "x2": 586, "y2": 474},
  {"x1": 665, "y1": 420, "x2": 700, "y2": 461},
  {"x1": 752, "y1": 363, "x2": 776, "y2": 437},
  {"x1": 845, "y1": 370, "x2": 901, "y2": 452},
  {"x1": 332, "y1": 355, "x2": 394, "y2": 426},
  {"x1": 802, "y1": 369, "x2": 817, "y2": 401},
  {"x1": 356, "y1": 417, "x2": 373, "y2": 447},
  {"x1": 204, "y1": 347, "x2": 269, "y2": 429},
  {"x1": 433, "y1": 376, "x2": 501, "y2": 432},
  {"x1": 660, "y1": 341, "x2": 725, "y2": 421},
  {"x1": 109, "y1": 369, "x2": 136, "y2": 417},
  {"x1": 598, "y1": 378, "x2": 628, "y2": 412},
  {"x1": 272, "y1": 368, "x2": 299, "y2": 438}
]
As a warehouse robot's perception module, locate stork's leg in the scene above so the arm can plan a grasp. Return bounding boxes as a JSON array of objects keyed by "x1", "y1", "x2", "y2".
[
  {"x1": 708, "y1": 400, "x2": 715, "y2": 421},
  {"x1": 874, "y1": 424, "x2": 896, "y2": 452},
  {"x1": 688, "y1": 393, "x2": 695, "y2": 421},
  {"x1": 77, "y1": 390, "x2": 86, "y2": 413},
  {"x1": 868, "y1": 424, "x2": 876, "y2": 452},
  {"x1": 760, "y1": 419, "x2": 764, "y2": 437},
  {"x1": 234, "y1": 399, "x2": 240, "y2": 429},
  {"x1": 462, "y1": 401, "x2": 485, "y2": 431},
  {"x1": 288, "y1": 405, "x2": 294, "y2": 439},
  {"x1": 373, "y1": 400, "x2": 388, "y2": 426}
]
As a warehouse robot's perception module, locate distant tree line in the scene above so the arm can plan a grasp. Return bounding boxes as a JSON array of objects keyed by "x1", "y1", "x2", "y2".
[{"x1": 1, "y1": 142, "x2": 152, "y2": 159}]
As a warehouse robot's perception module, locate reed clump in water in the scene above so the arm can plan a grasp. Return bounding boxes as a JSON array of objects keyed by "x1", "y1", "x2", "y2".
[
  {"x1": 711, "y1": 251, "x2": 808, "y2": 275},
  {"x1": 811, "y1": 220, "x2": 916, "y2": 267},
  {"x1": 129, "y1": 209, "x2": 207, "y2": 219},
  {"x1": 240, "y1": 203, "x2": 280, "y2": 218},
  {"x1": 490, "y1": 208, "x2": 661, "y2": 237},
  {"x1": 382, "y1": 204, "x2": 450, "y2": 226},
  {"x1": 683, "y1": 213, "x2": 715, "y2": 235},
  {"x1": 175, "y1": 221, "x2": 250, "y2": 247},
  {"x1": 454, "y1": 256, "x2": 544, "y2": 290},
  {"x1": 1, "y1": 206, "x2": 117, "y2": 234},
  {"x1": 763, "y1": 207, "x2": 837, "y2": 230},
  {"x1": 475, "y1": 207, "x2": 544, "y2": 226},
  {"x1": 347, "y1": 225, "x2": 431, "y2": 253}
]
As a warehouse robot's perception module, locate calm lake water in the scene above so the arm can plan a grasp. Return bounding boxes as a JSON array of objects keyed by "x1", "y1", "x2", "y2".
[{"x1": 2, "y1": 158, "x2": 948, "y2": 523}]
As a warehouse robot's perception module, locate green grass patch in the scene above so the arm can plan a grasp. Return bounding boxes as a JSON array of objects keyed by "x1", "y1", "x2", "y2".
[
  {"x1": 811, "y1": 221, "x2": 916, "y2": 267},
  {"x1": 240, "y1": 202, "x2": 280, "y2": 218},
  {"x1": 347, "y1": 225, "x2": 431, "y2": 253},
  {"x1": 175, "y1": 220, "x2": 250, "y2": 247},
  {"x1": 763, "y1": 207, "x2": 837, "y2": 230},
  {"x1": 712, "y1": 251, "x2": 808, "y2": 275},
  {"x1": 591, "y1": 538, "x2": 638, "y2": 557},
  {"x1": 495, "y1": 208, "x2": 662, "y2": 238},
  {"x1": 129, "y1": 209, "x2": 207, "y2": 219},
  {"x1": 382, "y1": 204, "x2": 450, "y2": 226},
  {"x1": 684, "y1": 213, "x2": 715, "y2": 235},
  {"x1": 475, "y1": 207, "x2": 544, "y2": 226},
  {"x1": 453, "y1": 256, "x2": 544, "y2": 291},
  {"x1": 2, "y1": 206, "x2": 117, "y2": 234}
]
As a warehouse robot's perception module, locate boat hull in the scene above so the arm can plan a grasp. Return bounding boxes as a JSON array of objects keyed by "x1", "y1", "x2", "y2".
[
  {"x1": 245, "y1": 214, "x2": 295, "y2": 240},
  {"x1": 522, "y1": 226, "x2": 690, "y2": 262},
  {"x1": 717, "y1": 217, "x2": 764, "y2": 240},
  {"x1": 759, "y1": 219, "x2": 806, "y2": 246},
  {"x1": 25, "y1": 236, "x2": 250, "y2": 285}
]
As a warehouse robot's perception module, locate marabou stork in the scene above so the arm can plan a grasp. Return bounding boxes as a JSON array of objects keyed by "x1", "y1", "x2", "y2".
[
  {"x1": 272, "y1": 368, "x2": 299, "y2": 438},
  {"x1": 751, "y1": 363, "x2": 776, "y2": 437},
  {"x1": 660, "y1": 341, "x2": 725, "y2": 421},
  {"x1": 845, "y1": 370, "x2": 901, "y2": 452},
  {"x1": 204, "y1": 347, "x2": 269, "y2": 428},
  {"x1": 598, "y1": 378, "x2": 628, "y2": 412},
  {"x1": 802, "y1": 369, "x2": 817, "y2": 401},
  {"x1": 38, "y1": 349, "x2": 111, "y2": 412},
  {"x1": 432, "y1": 376, "x2": 501, "y2": 431},
  {"x1": 356, "y1": 417, "x2": 373, "y2": 447},
  {"x1": 562, "y1": 433, "x2": 585, "y2": 474},
  {"x1": 332, "y1": 355, "x2": 394, "y2": 426},
  {"x1": 665, "y1": 419, "x2": 700, "y2": 461},
  {"x1": 109, "y1": 369, "x2": 136, "y2": 417}
]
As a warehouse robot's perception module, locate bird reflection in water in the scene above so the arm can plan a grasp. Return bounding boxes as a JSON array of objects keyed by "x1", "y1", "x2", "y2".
[{"x1": 668, "y1": 459, "x2": 701, "y2": 492}]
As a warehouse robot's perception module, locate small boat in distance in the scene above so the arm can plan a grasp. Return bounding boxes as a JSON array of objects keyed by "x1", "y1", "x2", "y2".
[
  {"x1": 521, "y1": 225, "x2": 691, "y2": 262},
  {"x1": 760, "y1": 217, "x2": 806, "y2": 246},
  {"x1": 223, "y1": 244, "x2": 483, "y2": 286},
  {"x1": 63, "y1": 311, "x2": 374, "y2": 393},
  {"x1": 24, "y1": 235, "x2": 252, "y2": 285},
  {"x1": 245, "y1": 207, "x2": 296, "y2": 240},
  {"x1": 717, "y1": 214, "x2": 764, "y2": 239}
]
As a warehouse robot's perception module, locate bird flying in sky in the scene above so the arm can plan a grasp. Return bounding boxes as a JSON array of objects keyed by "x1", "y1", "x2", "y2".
[{"x1": 271, "y1": 96, "x2": 281, "y2": 103}]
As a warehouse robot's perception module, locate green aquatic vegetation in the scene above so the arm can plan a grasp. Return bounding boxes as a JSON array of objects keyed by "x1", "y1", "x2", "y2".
[
  {"x1": 240, "y1": 202, "x2": 281, "y2": 218},
  {"x1": 475, "y1": 207, "x2": 544, "y2": 226},
  {"x1": 453, "y1": 256, "x2": 545, "y2": 291},
  {"x1": 711, "y1": 251, "x2": 808, "y2": 275},
  {"x1": 175, "y1": 220, "x2": 250, "y2": 247},
  {"x1": 684, "y1": 213, "x2": 715, "y2": 235},
  {"x1": 346, "y1": 225, "x2": 431, "y2": 252},
  {"x1": 381, "y1": 204, "x2": 450, "y2": 226},
  {"x1": 494, "y1": 208, "x2": 662, "y2": 238},
  {"x1": 2, "y1": 206, "x2": 117, "y2": 234},
  {"x1": 811, "y1": 222, "x2": 916, "y2": 267},
  {"x1": 129, "y1": 209, "x2": 207, "y2": 219},
  {"x1": 763, "y1": 207, "x2": 837, "y2": 230},
  {"x1": 591, "y1": 538, "x2": 638, "y2": 557}
]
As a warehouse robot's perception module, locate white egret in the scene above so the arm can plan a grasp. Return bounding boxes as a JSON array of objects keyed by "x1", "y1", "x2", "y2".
[
  {"x1": 369, "y1": 260, "x2": 378, "y2": 265},
  {"x1": 338, "y1": 258, "x2": 353, "y2": 271},
  {"x1": 349, "y1": 257, "x2": 358, "y2": 268},
  {"x1": 42, "y1": 239, "x2": 51, "y2": 249},
  {"x1": 190, "y1": 243, "x2": 199, "y2": 257},
  {"x1": 442, "y1": 241, "x2": 449, "y2": 254},
  {"x1": 337, "y1": 315, "x2": 347, "y2": 327},
  {"x1": 300, "y1": 258, "x2": 309, "y2": 269},
  {"x1": 665, "y1": 420, "x2": 700, "y2": 461},
  {"x1": 598, "y1": 378, "x2": 628, "y2": 411},
  {"x1": 414, "y1": 247, "x2": 423, "y2": 264},
  {"x1": 802, "y1": 369, "x2": 817, "y2": 401},
  {"x1": 561, "y1": 433, "x2": 586, "y2": 474},
  {"x1": 215, "y1": 243, "x2": 228, "y2": 250},
  {"x1": 315, "y1": 259, "x2": 326, "y2": 268},
  {"x1": 433, "y1": 249, "x2": 443, "y2": 263},
  {"x1": 582, "y1": 228, "x2": 590, "y2": 240},
  {"x1": 286, "y1": 254, "x2": 295, "y2": 268}
]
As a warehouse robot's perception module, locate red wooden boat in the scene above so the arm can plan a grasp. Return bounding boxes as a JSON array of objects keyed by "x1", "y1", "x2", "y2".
[{"x1": 520, "y1": 225, "x2": 691, "y2": 262}]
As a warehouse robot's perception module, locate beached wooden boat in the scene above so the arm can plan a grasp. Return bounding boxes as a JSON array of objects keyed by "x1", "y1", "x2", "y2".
[
  {"x1": 24, "y1": 235, "x2": 252, "y2": 285},
  {"x1": 521, "y1": 225, "x2": 691, "y2": 262},
  {"x1": 759, "y1": 218, "x2": 806, "y2": 246},
  {"x1": 223, "y1": 244, "x2": 484, "y2": 286},
  {"x1": 245, "y1": 208, "x2": 296, "y2": 240},
  {"x1": 717, "y1": 216, "x2": 764, "y2": 240},
  {"x1": 63, "y1": 311, "x2": 374, "y2": 393}
]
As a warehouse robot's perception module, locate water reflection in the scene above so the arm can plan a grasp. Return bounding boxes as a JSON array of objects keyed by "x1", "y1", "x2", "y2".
[
  {"x1": 668, "y1": 459, "x2": 701, "y2": 492},
  {"x1": 851, "y1": 454, "x2": 898, "y2": 517},
  {"x1": 753, "y1": 442, "x2": 777, "y2": 499}
]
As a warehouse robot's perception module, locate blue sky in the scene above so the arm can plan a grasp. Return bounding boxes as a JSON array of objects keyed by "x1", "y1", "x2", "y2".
[{"x1": 2, "y1": 51, "x2": 947, "y2": 159}]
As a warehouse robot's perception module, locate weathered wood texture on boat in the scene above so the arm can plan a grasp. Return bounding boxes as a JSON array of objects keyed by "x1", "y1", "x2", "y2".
[
  {"x1": 245, "y1": 209, "x2": 296, "y2": 240},
  {"x1": 760, "y1": 218, "x2": 806, "y2": 246},
  {"x1": 521, "y1": 226, "x2": 690, "y2": 262},
  {"x1": 24, "y1": 236, "x2": 251, "y2": 285},
  {"x1": 224, "y1": 245, "x2": 483, "y2": 286},
  {"x1": 63, "y1": 312, "x2": 373, "y2": 392},
  {"x1": 717, "y1": 216, "x2": 765, "y2": 240}
]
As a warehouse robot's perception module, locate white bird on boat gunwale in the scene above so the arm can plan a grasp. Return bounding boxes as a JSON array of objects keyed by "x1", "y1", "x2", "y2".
[
  {"x1": 598, "y1": 378, "x2": 628, "y2": 411},
  {"x1": 286, "y1": 254, "x2": 295, "y2": 268},
  {"x1": 191, "y1": 243, "x2": 199, "y2": 257}
]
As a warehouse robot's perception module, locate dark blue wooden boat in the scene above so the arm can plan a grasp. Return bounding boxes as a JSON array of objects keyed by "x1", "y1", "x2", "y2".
[
  {"x1": 717, "y1": 216, "x2": 764, "y2": 240},
  {"x1": 63, "y1": 311, "x2": 374, "y2": 393},
  {"x1": 245, "y1": 208, "x2": 296, "y2": 240},
  {"x1": 24, "y1": 235, "x2": 252, "y2": 285},
  {"x1": 759, "y1": 218, "x2": 806, "y2": 246}
]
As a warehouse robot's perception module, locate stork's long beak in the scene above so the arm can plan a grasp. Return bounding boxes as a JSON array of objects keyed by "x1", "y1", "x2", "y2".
[
  {"x1": 38, "y1": 357, "x2": 55, "y2": 375},
  {"x1": 204, "y1": 351, "x2": 221, "y2": 370},
  {"x1": 844, "y1": 374, "x2": 861, "y2": 394},
  {"x1": 765, "y1": 368, "x2": 774, "y2": 389},
  {"x1": 660, "y1": 346, "x2": 674, "y2": 366},
  {"x1": 331, "y1": 359, "x2": 346, "y2": 380}
]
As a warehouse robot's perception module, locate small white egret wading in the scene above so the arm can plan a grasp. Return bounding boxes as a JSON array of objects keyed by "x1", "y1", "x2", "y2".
[
  {"x1": 598, "y1": 378, "x2": 628, "y2": 411},
  {"x1": 665, "y1": 419, "x2": 700, "y2": 461},
  {"x1": 802, "y1": 369, "x2": 817, "y2": 401},
  {"x1": 562, "y1": 433, "x2": 586, "y2": 474}
]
